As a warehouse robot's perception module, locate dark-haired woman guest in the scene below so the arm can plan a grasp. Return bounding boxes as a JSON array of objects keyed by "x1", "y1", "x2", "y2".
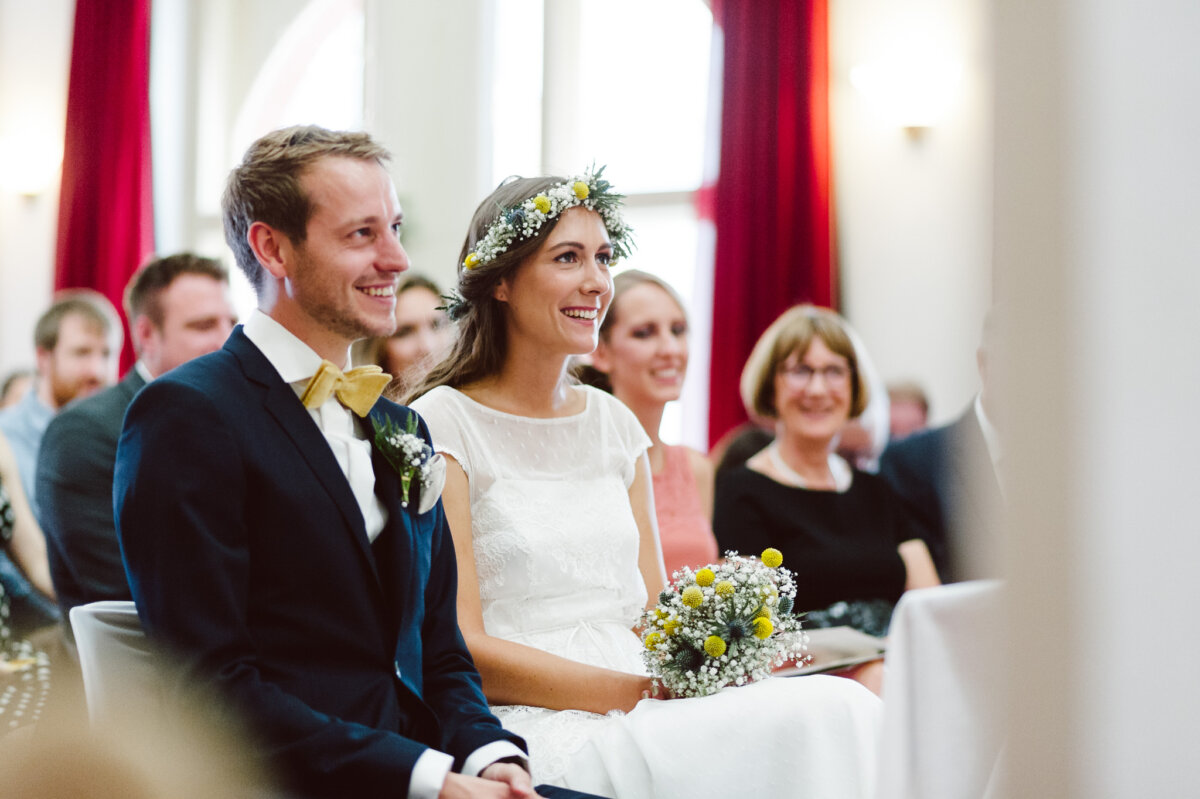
[{"x1": 585, "y1": 269, "x2": 718, "y2": 577}]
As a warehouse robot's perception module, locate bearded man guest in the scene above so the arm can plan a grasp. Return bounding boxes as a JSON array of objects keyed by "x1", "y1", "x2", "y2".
[
  {"x1": 37, "y1": 254, "x2": 236, "y2": 634},
  {"x1": 0, "y1": 290, "x2": 120, "y2": 631},
  {"x1": 114, "y1": 125, "x2": 603, "y2": 799}
]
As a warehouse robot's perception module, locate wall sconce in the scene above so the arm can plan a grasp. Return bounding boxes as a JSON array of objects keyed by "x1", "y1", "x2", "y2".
[
  {"x1": 0, "y1": 130, "x2": 63, "y2": 200},
  {"x1": 850, "y1": 53, "x2": 962, "y2": 138}
]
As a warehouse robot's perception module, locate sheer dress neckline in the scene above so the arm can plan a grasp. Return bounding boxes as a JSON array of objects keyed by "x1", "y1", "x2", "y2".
[{"x1": 445, "y1": 385, "x2": 594, "y2": 424}]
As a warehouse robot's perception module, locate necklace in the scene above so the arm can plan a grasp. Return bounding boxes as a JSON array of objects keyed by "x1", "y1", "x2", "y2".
[{"x1": 766, "y1": 442, "x2": 851, "y2": 492}]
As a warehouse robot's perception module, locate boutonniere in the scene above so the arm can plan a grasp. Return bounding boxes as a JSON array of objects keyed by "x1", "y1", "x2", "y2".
[{"x1": 372, "y1": 412, "x2": 445, "y2": 513}]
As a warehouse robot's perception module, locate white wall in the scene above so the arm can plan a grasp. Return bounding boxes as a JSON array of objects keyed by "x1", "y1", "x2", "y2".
[
  {"x1": 832, "y1": 0, "x2": 993, "y2": 426},
  {"x1": 995, "y1": 0, "x2": 1200, "y2": 795},
  {"x1": 0, "y1": 0, "x2": 73, "y2": 374}
]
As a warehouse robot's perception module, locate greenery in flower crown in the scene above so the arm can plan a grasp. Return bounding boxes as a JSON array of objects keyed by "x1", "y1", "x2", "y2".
[
  {"x1": 462, "y1": 165, "x2": 634, "y2": 271},
  {"x1": 639, "y1": 549, "x2": 809, "y2": 698}
]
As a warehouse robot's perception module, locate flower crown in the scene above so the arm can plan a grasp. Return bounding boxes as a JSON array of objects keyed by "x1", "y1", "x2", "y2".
[{"x1": 462, "y1": 165, "x2": 634, "y2": 271}]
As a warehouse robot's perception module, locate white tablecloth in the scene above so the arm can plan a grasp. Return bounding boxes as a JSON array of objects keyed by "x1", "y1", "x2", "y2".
[{"x1": 876, "y1": 581, "x2": 1008, "y2": 799}]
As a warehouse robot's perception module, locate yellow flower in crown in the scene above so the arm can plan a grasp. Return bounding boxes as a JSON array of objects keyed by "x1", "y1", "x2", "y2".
[
  {"x1": 761, "y1": 548, "x2": 783, "y2": 568},
  {"x1": 533, "y1": 195, "x2": 552, "y2": 213},
  {"x1": 681, "y1": 586, "x2": 704, "y2": 608},
  {"x1": 644, "y1": 632, "x2": 664, "y2": 650},
  {"x1": 753, "y1": 617, "x2": 774, "y2": 639},
  {"x1": 464, "y1": 252, "x2": 481, "y2": 270},
  {"x1": 715, "y1": 580, "x2": 735, "y2": 597},
  {"x1": 572, "y1": 180, "x2": 590, "y2": 199},
  {"x1": 663, "y1": 618, "x2": 681, "y2": 635},
  {"x1": 704, "y1": 635, "x2": 727, "y2": 657},
  {"x1": 695, "y1": 567, "x2": 716, "y2": 587}
]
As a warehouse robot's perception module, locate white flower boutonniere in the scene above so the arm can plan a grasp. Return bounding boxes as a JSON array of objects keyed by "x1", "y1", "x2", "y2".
[{"x1": 372, "y1": 413, "x2": 445, "y2": 514}]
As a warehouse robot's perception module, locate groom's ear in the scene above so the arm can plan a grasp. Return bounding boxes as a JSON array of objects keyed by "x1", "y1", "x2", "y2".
[{"x1": 247, "y1": 221, "x2": 293, "y2": 281}]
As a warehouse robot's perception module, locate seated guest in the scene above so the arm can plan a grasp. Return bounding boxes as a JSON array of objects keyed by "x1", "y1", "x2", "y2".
[
  {"x1": 0, "y1": 431, "x2": 55, "y2": 633},
  {"x1": 36, "y1": 254, "x2": 236, "y2": 632},
  {"x1": 887, "y1": 380, "x2": 930, "y2": 441},
  {"x1": 0, "y1": 290, "x2": 121, "y2": 506},
  {"x1": 879, "y1": 311, "x2": 1005, "y2": 582},
  {"x1": 713, "y1": 305, "x2": 940, "y2": 678},
  {"x1": 584, "y1": 269, "x2": 718, "y2": 576},
  {"x1": 0, "y1": 291, "x2": 119, "y2": 632},
  {"x1": 0, "y1": 369, "x2": 33, "y2": 409},
  {"x1": 0, "y1": 431, "x2": 53, "y2": 731},
  {"x1": 354, "y1": 273, "x2": 454, "y2": 399}
]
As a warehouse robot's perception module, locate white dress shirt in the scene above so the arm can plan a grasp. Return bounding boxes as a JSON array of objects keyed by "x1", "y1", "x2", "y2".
[{"x1": 242, "y1": 312, "x2": 526, "y2": 797}]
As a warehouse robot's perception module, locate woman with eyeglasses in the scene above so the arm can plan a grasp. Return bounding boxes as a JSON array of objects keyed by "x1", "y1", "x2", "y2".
[{"x1": 713, "y1": 305, "x2": 939, "y2": 692}]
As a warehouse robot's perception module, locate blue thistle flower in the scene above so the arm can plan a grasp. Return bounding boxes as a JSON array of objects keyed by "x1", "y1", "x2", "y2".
[
  {"x1": 672, "y1": 646, "x2": 703, "y2": 672},
  {"x1": 725, "y1": 618, "x2": 751, "y2": 641},
  {"x1": 777, "y1": 595, "x2": 794, "y2": 615}
]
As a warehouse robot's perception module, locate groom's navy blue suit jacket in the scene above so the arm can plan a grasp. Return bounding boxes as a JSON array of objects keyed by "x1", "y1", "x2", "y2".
[{"x1": 114, "y1": 327, "x2": 524, "y2": 797}]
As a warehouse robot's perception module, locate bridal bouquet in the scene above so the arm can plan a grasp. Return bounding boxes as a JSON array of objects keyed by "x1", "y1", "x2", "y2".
[{"x1": 639, "y1": 549, "x2": 809, "y2": 698}]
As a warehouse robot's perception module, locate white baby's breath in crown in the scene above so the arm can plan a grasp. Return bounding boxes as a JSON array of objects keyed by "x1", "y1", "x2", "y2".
[{"x1": 463, "y1": 165, "x2": 633, "y2": 271}]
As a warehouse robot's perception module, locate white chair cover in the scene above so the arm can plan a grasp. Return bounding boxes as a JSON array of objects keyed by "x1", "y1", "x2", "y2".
[
  {"x1": 69, "y1": 600, "x2": 165, "y2": 725},
  {"x1": 876, "y1": 581, "x2": 1008, "y2": 799}
]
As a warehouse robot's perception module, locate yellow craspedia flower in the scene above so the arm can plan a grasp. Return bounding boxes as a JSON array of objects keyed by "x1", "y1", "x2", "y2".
[
  {"x1": 644, "y1": 632, "x2": 663, "y2": 650},
  {"x1": 704, "y1": 635, "x2": 727, "y2": 657},
  {"x1": 753, "y1": 605, "x2": 771, "y2": 620},
  {"x1": 663, "y1": 618, "x2": 681, "y2": 635},
  {"x1": 681, "y1": 586, "x2": 704, "y2": 608},
  {"x1": 572, "y1": 181, "x2": 590, "y2": 199},
  {"x1": 695, "y1": 567, "x2": 716, "y2": 587},
  {"x1": 655, "y1": 608, "x2": 668, "y2": 620},
  {"x1": 464, "y1": 252, "x2": 481, "y2": 270},
  {"x1": 753, "y1": 616, "x2": 774, "y2": 639},
  {"x1": 533, "y1": 195, "x2": 551, "y2": 213},
  {"x1": 715, "y1": 580, "x2": 735, "y2": 597},
  {"x1": 762, "y1": 548, "x2": 784, "y2": 568}
]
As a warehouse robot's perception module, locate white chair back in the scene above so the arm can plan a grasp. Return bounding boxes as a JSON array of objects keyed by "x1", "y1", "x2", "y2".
[
  {"x1": 876, "y1": 580, "x2": 1008, "y2": 799},
  {"x1": 69, "y1": 600, "x2": 165, "y2": 725}
]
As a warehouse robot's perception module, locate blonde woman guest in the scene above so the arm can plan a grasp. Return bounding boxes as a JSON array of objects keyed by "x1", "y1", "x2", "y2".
[
  {"x1": 353, "y1": 273, "x2": 454, "y2": 398},
  {"x1": 713, "y1": 306, "x2": 940, "y2": 691},
  {"x1": 409, "y1": 172, "x2": 881, "y2": 798},
  {"x1": 583, "y1": 270, "x2": 718, "y2": 577}
]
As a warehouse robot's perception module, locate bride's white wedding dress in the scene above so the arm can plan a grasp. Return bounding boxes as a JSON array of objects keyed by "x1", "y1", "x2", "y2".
[{"x1": 412, "y1": 386, "x2": 881, "y2": 799}]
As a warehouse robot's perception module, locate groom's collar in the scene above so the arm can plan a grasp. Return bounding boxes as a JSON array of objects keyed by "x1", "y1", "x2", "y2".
[{"x1": 242, "y1": 310, "x2": 355, "y2": 387}]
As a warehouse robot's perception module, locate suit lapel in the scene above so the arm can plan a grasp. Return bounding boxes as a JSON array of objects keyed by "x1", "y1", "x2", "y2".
[{"x1": 225, "y1": 329, "x2": 383, "y2": 588}]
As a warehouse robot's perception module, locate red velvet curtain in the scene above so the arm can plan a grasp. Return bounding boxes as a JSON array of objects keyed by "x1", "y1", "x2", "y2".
[
  {"x1": 55, "y1": 0, "x2": 155, "y2": 373},
  {"x1": 707, "y1": 0, "x2": 835, "y2": 447}
]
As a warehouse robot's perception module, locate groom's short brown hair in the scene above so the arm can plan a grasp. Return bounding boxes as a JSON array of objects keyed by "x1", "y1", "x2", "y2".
[{"x1": 221, "y1": 125, "x2": 391, "y2": 294}]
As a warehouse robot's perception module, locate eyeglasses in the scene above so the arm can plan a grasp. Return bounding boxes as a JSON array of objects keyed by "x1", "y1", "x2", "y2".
[{"x1": 778, "y1": 363, "x2": 851, "y2": 389}]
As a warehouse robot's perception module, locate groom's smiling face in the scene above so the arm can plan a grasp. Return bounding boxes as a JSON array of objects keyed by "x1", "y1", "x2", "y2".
[{"x1": 280, "y1": 155, "x2": 409, "y2": 350}]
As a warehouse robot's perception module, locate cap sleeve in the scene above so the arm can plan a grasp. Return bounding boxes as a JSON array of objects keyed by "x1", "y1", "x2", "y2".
[
  {"x1": 586, "y1": 387, "x2": 651, "y2": 488},
  {"x1": 409, "y1": 387, "x2": 473, "y2": 479}
]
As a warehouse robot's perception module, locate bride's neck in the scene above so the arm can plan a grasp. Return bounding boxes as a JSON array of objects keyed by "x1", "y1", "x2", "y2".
[{"x1": 467, "y1": 353, "x2": 578, "y2": 418}]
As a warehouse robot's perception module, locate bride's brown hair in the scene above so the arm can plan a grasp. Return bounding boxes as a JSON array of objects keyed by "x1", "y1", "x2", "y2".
[{"x1": 403, "y1": 175, "x2": 566, "y2": 404}]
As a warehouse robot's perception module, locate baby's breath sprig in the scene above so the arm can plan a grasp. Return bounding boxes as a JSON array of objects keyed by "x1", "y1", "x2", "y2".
[{"x1": 371, "y1": 412, "x2": 434, "y2": 508}]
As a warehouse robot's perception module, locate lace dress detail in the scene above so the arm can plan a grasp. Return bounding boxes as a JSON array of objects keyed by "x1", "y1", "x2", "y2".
[{"x1": 412, "y1": 386, "x2": 882, "y2": 798}]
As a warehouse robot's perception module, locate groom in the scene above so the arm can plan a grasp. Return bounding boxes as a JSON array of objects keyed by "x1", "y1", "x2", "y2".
[{"x1": 115, "y1": 127, "x2": 589, "y2": 798}]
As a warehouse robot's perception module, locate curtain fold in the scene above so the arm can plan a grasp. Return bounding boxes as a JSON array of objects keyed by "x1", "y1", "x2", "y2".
[
  {"x1": 707, "y1": 0, "x2": 835, "y2": 447},
  {"x1": 55, "y1": 0, "x2": 155, "y2": 372}
]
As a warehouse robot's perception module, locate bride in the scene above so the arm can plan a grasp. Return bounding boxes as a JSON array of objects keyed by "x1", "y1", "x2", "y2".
[{"x1": 408, "y1": 170, "x2": 881, "y2": 799}]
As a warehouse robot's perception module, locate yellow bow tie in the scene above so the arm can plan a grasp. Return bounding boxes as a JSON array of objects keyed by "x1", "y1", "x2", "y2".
[{"x1": 299, "y1": 360, "x2": 392, "y2": 417}]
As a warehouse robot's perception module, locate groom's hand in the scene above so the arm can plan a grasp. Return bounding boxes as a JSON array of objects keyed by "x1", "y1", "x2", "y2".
[{"x1": 438, "y1": 764, "x2": 541, "y2": 798}]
